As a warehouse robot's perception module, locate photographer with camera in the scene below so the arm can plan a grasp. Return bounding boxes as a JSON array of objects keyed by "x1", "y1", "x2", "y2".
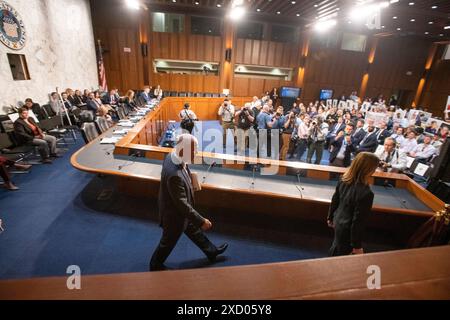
[
  {"x1": 218, "y1": 99, "x2": 236, "y2": 147},
  {"x1": 375, "y1": 138, "x2": 407, "y2": 173},
  {"x1": 280, "y1": 111, "x2": 297, "y2": 160},
  {"x1": 306, "y1": 117, "x2": 329, "y2": 165},
  {"x1": 179, "y1": 103, "x2": 198, "y2": 134},
  {"x1": 235, "y1": 103, "x2": 255, "y2": 155},
  {"x1": 329, "y1": 124, "x2": 356, "y2": 167}
]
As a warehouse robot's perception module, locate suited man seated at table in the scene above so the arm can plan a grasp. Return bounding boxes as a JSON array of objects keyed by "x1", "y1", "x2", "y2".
[
  {"x1": 13, "y1": 107, "x2": 58, "y2": 164},
  {"x1": 140, "y1": 86, "x2": 153, "y2": 106},
  {"x1": 375, "y1": 121, "x2": 391, "y2": 145},
  {"x1": 407, "y1": 135, "x2": 436, "y2": 162},
  {"x1": 102, "y1": 89, "x2": 120, "y2": 109},
  {"x1": 351, "y1": 119, "x2": 366, "y2": 146},
  {"x1": 375, "y1": 138, "x2": 407, "y2": 173},
  {"x1": 326, "y1": 116, "x2": 345, "y2": 149},
  {"x1": 356, "y1": 123, "x2": 378, "y2": 153}
]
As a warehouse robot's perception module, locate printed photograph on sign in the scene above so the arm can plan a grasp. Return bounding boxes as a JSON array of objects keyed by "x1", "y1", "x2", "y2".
[{"x1": 365, "y1": 112, "x2": 389, "y2": 127}]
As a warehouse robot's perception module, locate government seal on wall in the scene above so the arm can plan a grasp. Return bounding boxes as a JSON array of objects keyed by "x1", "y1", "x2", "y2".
[{"x1": 0, "y1": 1, "x2": 26, "y2": 50}]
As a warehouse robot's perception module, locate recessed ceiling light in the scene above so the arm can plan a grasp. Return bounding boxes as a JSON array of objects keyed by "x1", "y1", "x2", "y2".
[
  {"x1": 409, "y1": 2, "x2": 414, "y2": 5},
  {"x1": 397, "y1": 27, "x2": 401, "y2": 30},
  {"x1": 393, "y1": 16, "x2": 397, "y2": 19},
  {"x1": 256, "y1": 8, "x2": 261, "y2": 12},
  {"x1": 314, "y1": 4, "x2": 318, "y2": 7},
  {"x1": 276, "y1": 11, "x2": 281, "y2": 14},
  {"x1": 428, "y1": 21, "x2": 434, "y2": 24},
  {"x1": 439, "y1": 33, "x2": 444, "y2": 36},
  {"x1": 381, "y1": 25, "x2": 385, "y2": 28},
  {"x1": 291, "y1": 1, "x2": 296, "y2": 4},
  {"x1": 431, "y1": 5, "x2": 438, "y2": 9},
  {"x1": 296, "y1": 13, "x2": 300, "y2": 16},
  {"x1": 195, "y1": 1, "x2": 199, "y2": 4},
  {"x1": 444, "y1": 26, "x2": 450, "y2": 30},
  {"x1": 172, "y1": 0, "x2": 176, "y2": 2},
  {"x1": 217, "y1": 4, "x2": 221, "y2": 7},
  {"x1": 410, "y1": 19, "x2": 415, "y2": 22}
]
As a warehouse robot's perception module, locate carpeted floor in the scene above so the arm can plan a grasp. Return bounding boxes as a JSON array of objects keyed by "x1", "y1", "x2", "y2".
[{"x1": 0, "y1": 130, "x2": 396, "y2": 280}]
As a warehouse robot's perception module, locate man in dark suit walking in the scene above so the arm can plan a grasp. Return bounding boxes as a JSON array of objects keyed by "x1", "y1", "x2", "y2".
[{"x1": 150, "y1": 134, "x2": 228, "y2": 271}]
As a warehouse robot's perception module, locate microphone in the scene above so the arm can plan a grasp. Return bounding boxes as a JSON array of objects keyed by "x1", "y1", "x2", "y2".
[
  {"x1": 202, "y1": 161, "x2": 217, "y2": 184},
  {"x1": 295, "y1": 172, "x2": 305, "y2": 199},
  {"x1": 251, "y1": 165, "x2": 257, "y2": 188},
  {"x1": 383, "y1": 181, "x2": 408, "y2": 209}
]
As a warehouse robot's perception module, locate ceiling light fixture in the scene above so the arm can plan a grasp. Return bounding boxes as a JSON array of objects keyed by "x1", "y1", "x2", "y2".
[
  {"x1": 125, "y1": 0, "x2": 140, "y2": 10},
  {"x1": 314, "y1": 19, "x2": 337, "y2": 32}
]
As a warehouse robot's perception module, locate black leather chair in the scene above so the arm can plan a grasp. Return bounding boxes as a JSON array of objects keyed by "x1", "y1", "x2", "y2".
[
  {"x1": 94, "y1": 117, "x2": 110, "y2": 134},
  {"x1": 80, "y1": 122, "x2": 99, "y2": 144}
]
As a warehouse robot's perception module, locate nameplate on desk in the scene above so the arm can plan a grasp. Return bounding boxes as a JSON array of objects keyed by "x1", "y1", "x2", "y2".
[
  {"x1": 414, "y1": 163, "x2": 429, "y2": 177},
  {"x1": 118, "y1": 122, "x2": 135, "y2": 128},
  {"x1": 406, "y1": 156, "x2": 415, "y2": 169}
]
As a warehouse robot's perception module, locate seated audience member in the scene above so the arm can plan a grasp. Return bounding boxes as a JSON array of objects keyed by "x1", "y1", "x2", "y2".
[
  {"x1": 399, "y1": 131, "x2": 418, "y2": 154},
  {"x1": 140, "y1": 86, "x2": 153, "y2": 105},
  {"x1": 326, "y1": 116, "x2": 345, "y2": 148},
  {"x1": 72, "y1": 90, "x2": 85, "y2": 106},
  {"x1": 179, "y1": 103, "x2": 197, "y2": 134},
  {"x1": 356, "y1": 124, "x2": 378, "y2": 153},
  {"x1": 82, "y1": 89, "x2": 91, "y2": 103},
  {"x1": 408, "y1": 135, "x2": 436, "y2": 161},
  {"x1": 351, "y1": 119, "x2": 366, "y2": 146},
  {"x1": 375, "y1": 138, "x2": 407, "y2": 173},
  {"x1": 24, "y1": 98, "x2": 46, "y2": 120},
  {"x1": 375, "y1": 121, "x2": 391, "y2": 145},
  {"x1": 431, "y1": 134, "x2": 442, "y2": 149},
  {"x1": 49, "y1": 92, "x2": 64, "y2": 115},
  {"x1": 13, "y1": 107, "x2": 58, "y2": 164},
  {"x1": 154, "y1": 85, "x2": 163, "y2": 100},
  {"x1": 102, "y1": 89, "x2": 119, "y2": 109},
  {"x1": 390, "y1": 126, "x2": 405, "y2": 146},
  {"x1": 66, "y1": 88, "x2": 77, "y2": 106},
  {"x1": 425, "y1": 121, "x2": 439, "y2": 135},
  {"x1": 439, "y1": 126, "x2": 449, "y2": 139},
  {"x1": 0, "y1": 156, "x2": 31, "y2": 191},
  {"x1": 86, "y1": 92, "x2": 100, "y2": 117},
  {"x1": 124, "y1": 90, "x2": 138, "y2": 112},
  {"x1": 61, "y1": 92, "x2": 76, "y2": 112},
  {"x1": 329, "y1": 124, "x2": 355, "y2": 167},
  {"x1": 363, "y1": 119, "x2": 375, "y2": 131}
]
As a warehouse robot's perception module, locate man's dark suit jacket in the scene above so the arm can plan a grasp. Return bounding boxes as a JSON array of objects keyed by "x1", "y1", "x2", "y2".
[
  {"x1": 329, "y1": 136, "x2": 355, "y2": 167},
  {"x1": 158, "y1": 154, "x2": 205, "y2": 229},
  {"x1": 327, "y1": 181, "x2": 374, "y2": 255},
  {"x1": 14, "y1": 117, "x2": 42, "y2": 145},
  {"x1": 328, "y1": 123, "x2": 346, "y2": 136},
  {"x1": 376, "y1": 128, "x2": 391, "y2": 145},
  {"x1": 358, "y1": 132, "x2": 378, "y2": 153},
  {"x1": 140, "y1": 92, "x2": 152, "y2": 105},
  {"x1": 86, "y1": 99, "x2": 99, "y2": 113},
  {"x1": 30, "y1": 103, "x2": 47, "y2": 120},
  {"x1": 102, "y1": 95, "x2": 119, "y2": 106},
  {"x1": 351, "y1": 127, "x2": 366, "y2": 146}
]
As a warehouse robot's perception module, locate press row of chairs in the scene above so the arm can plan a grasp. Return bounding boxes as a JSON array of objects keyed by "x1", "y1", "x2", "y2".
[{"x1": 131, "y1": 90, "x2": 228, "y2": 99}]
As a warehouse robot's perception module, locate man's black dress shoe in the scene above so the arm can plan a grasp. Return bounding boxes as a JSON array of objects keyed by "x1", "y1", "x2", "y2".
[{"x1": 207, "y1": 243, "x2": 228, "y2": 263}]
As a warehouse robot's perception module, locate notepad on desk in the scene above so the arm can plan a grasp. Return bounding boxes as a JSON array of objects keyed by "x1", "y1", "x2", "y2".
[
  {"x1": 117, "y1": 122, "x2": 134, "y2": 128},
  {"x1": 100, "y1": 137, "x2": 121, "y2": 144},
  {"x1": 113, "y1": 129, "x2": 129, "y2": 135}
]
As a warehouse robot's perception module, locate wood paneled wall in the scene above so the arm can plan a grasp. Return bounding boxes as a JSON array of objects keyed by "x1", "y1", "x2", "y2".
[{"x1": 421, "y1": 49, "x2": 450, "y2": 117}]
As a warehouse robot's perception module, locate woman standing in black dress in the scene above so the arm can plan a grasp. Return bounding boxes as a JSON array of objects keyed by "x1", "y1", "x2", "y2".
[{"x1": 327, "y1": 152, "x2": 379, "y2": 256}]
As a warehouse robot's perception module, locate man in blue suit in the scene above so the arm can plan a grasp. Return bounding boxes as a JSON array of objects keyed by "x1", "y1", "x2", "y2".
[{"x1": 149, "y1": 134, "x2": 228, "y2": 271}]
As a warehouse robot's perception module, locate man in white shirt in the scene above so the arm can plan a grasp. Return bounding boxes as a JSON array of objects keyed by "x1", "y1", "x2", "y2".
[
  {"x1": 399, "y1": 131, "x2": 418, "y2": 154},
  {"x1": 390, "y1": 127, "x2": 405, "y2": 146},
  {"x1": 409, "y1": 136, "x2": 436, "y2": 160},
  {"x1": 375, "y1": 138, "x2": 407, "y2": 173}
]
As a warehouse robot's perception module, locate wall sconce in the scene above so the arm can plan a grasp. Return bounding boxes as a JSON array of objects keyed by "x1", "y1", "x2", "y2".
[
  {"x1": 299, "y1": 56, "x2": 306, "y2": 68},
  {"x1": 141, "y1": 43, "x2": 148, "y2": 57},
  {"x1": 225, "y1": 49, "x2": 232, "y2": 62}
]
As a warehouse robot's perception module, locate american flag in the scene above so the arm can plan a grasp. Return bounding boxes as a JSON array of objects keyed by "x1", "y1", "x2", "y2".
[{"x1": 97, "y1": 40, "x2": 108, "y2": 92}]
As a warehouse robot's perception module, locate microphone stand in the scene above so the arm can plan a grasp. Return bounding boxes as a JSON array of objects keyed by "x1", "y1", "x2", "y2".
[
  {"x1": 202, "y1": 162, "x2": 216, "y2": 184},
  {"x1": 250, "y1": 165, "x2": 257, "y2": 189},
  {"x1": 294, "y1": 171, "x2": 305, "y2": 199}
]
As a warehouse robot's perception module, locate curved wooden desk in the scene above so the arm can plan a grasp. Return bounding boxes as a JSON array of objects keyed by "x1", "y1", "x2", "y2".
[{"x1": 1, "y1": 246, "x2": 449, "y2": 300}]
